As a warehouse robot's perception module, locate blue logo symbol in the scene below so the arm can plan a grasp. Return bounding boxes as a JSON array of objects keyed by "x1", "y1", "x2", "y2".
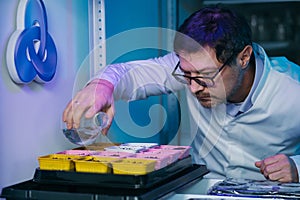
[{"x1": 7, "y1": 0, "x2": 57, "y2": 84}]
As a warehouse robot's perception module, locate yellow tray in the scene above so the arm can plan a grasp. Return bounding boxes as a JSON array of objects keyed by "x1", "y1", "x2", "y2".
[
  {"x1": 38, "y1": 154, "x2": 84, "y2": 171},
  {"x1": 74, "y1": 156, "x2": 120, "y2": 173},
  {"x1": 112, "y1": 158, "x2": 156, "y2": 175}
]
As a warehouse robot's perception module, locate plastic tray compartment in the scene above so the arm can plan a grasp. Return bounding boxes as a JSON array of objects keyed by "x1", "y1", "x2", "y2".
[
  {"x1": 38, "y1": 154, "x2": 84, "y2": 171},
  {"x1": 57, "y1": 150, "x2": 98, "y2": 156},
  {"x1": 146, "y1": 149, "x2": 181, "y2": 164},
  {"x1": 121, "y1": 143, "x2": 159, "y2": 149},
  {"x1": 156, "y1": 145, "x2": 191, "y2": 159},
  {"x1": 112, "y1": 158, "x2": 156, "y2": 175},
  {"x1": 90, "y1": 150, "x2": 136, "y2": 158},
  {"x1": 74, "y1": 156, "x2": 120, "y2": 173},
  {"x1": 135, "y1": 152, "x2": 170, "y2": 170},
  {"x1": 75, "y1": 142, "x2": 120, "y2": 151},
  {"x1": 104, "y1": 145, "x2": 146, "y2": 153}
]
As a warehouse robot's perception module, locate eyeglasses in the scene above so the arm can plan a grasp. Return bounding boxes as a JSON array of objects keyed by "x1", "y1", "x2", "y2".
[{"x1": 171, "y1": 56, "x2": 232, "y2": 87}]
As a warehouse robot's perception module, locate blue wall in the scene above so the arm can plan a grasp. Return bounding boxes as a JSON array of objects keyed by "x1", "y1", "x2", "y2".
[{"x1": 104, "y1": 0, "x2": 180, "y2": 144}]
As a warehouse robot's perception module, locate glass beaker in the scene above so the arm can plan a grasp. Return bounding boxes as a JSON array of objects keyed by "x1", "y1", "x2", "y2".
[{"x1": 62, "y1": 112, "x2": 109, "y2": 146}]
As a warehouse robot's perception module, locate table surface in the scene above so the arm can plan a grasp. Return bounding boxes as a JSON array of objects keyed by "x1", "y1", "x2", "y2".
[{"x1": 166, "y1": 178, "x2": 286, "y2": 200}]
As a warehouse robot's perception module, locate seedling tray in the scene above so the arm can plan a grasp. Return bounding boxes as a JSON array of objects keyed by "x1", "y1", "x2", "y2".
[{"x1": 33, "y1": 156, "x2": 204, "y2": 189}]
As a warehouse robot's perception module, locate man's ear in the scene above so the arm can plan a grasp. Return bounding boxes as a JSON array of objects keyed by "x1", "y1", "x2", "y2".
[{"x1": 238, "y1": 45, "x2": 253, "y2": 69}]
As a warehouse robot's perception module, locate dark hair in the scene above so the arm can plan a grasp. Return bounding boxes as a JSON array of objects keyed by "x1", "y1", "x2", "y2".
[{"x1": 174, "y1": 6, "x2": 252, "y2": 64}]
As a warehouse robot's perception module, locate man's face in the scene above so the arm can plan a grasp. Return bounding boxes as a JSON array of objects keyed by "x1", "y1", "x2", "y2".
[{"x1": 178, "y1": 47, "x2": 245, "y2": 108}]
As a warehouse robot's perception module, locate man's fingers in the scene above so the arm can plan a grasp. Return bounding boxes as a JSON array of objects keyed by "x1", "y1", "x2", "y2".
[
  {"x1": 255, "y1": 160, "x2": 262, "y2": 168},
  {"x1": 101, "y1": 106, "x2": 115, "y2": 135},
  {"x1": 254, "y1": 154, "x2": 298, "y2": 182},
  {"x1": 63, "y1": 100, "x2": 75, "y2": 129}
]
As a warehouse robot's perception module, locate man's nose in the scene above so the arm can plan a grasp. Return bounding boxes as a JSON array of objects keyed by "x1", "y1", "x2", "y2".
[{"x1": 189, "y1": 79, "x2": 205, "y2": 93}]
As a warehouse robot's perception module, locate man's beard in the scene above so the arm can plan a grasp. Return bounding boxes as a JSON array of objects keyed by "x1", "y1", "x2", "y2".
[
  {"x1": 226, "y1": 67, "x2": 245, "y2": 103},
  {"x1": 195, "y1": 92, "x2": 224, "y2": 108}
]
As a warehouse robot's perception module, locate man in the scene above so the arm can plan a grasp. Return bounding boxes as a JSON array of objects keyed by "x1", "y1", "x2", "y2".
[{"x1": 63, "y1": 6, "x2": 300, "y2": 182}]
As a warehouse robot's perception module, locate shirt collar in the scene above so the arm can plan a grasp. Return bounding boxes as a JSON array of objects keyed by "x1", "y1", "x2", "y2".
[{"x1": 226, "y1": 50, "x2": 264, "y2": 117}]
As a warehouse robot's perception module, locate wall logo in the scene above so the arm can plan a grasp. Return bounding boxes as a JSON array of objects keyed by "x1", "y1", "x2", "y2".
[{"x1": 6, "y1": 0, "x2": 57, "y2": 84}]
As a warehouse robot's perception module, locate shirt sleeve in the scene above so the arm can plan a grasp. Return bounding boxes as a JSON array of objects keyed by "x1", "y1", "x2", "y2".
[
  {"x1": 290, "y1": 155, "x2": 300, "y2": 182},
  {"x1": 92, "y1": 52, "x2": 185, "y2": 101}
]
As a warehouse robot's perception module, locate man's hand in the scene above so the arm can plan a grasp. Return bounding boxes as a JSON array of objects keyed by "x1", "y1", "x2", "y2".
[
  {"x1": 255, "y1": 154, "x2": 299, "y2": 183},
  {"x1": 63, "y1": 79, "x2": 114, "y2": 135}
]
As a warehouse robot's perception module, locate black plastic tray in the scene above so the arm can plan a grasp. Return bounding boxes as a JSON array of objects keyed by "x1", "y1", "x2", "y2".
[
  {"x1": 33, "y1": 156, "x2": 201, "y2": 189},
  {"x1": 2, "y1": 164, "x2": 208, "y2": 200}
]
